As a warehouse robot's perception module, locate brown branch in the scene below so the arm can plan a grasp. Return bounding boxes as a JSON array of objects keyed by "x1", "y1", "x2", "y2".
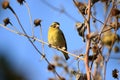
[
  {"x1": 73, "y1": 0, "x2": 92, "y2": 79},
  {"x1": 0, "y1": 24, "x2": 84, "y2": 61},
  {"x1": 0, "y1": 23, "x2": 85, "y2": 80},
  {"x1": 0, "y1": 23, "x2": 64, "y2": 79},
  {"x1": 24, "y1": 2, "x2": 34, "y2": 37},
  {"x1": 84, "y1": 0, "x2": 91, "y2": 80},
  {"x1": 91, "y1": 15, "x2": 104, "y2": 25},
  {"x1": 39, "y1": 25, "x2": 45, "y2": 56},
  {"x1": 101, "y1": 27, "x2": 113, "y2": 33}
]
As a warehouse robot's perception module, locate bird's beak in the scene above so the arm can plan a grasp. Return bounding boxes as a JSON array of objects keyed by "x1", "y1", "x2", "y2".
[{"x1": 56, "y1": 25, "x2": 59, "y2": 28}]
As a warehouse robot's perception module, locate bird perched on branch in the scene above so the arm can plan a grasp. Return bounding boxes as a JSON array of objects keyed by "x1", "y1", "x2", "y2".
[{"x1": 48, "y1": 22, "x2": 69, "y2": 60}]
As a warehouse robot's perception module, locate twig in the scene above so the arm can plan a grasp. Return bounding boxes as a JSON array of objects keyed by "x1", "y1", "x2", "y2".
[
  {"x1": 101, "y1": 27, "x2": 113, "y2": 33},
  {"x1": 0, "y1": 23, "x2": 85, "y2": 79},
  {"x1": 104, "y1": 28, "x2": 117, "y2": 80},
  {"x1": 99, "y1": 2, "x2": 115, "y2": 36},
  {"x1": 104, "y1": 45, "x2": 113, "y2": 80},
  {"x1": 0, "y1": 24, "x2": 20, "y2": 34},
  {"x1": 91, "y1": 15, "x2": 104, "y2": 25},
  {"x1": 77, "y1": 60, "x2": 80, "y2": 72},
  {"x1": 5, "y1": 19, "x2": 19, "y2": 32},
  {"x1": 39, "y1": 25, "x2": 45, "y2": 57},
  {"x1": 24, "y1": 2, "x2": 34, "y2": 37},
  {"x1": 98, "y1": 2, "x2": 115, "y2": 80},
  {"x1": 0, "y1": 24, "x2": 84, "y2": 61},
  {"x1": 6, "y1": 4, "x2": 63, "y2": 79},
  {"x1": 84, "y1": 0, "x2": 91, "y2": 80}
]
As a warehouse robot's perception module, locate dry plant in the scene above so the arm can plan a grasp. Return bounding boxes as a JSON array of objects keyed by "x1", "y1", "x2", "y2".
[{"x1": 0, "y1": 0, "x2": 120, "y2": 80}]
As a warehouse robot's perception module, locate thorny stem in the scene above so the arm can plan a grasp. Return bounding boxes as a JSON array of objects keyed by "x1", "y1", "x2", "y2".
[
  {"x1": 7, "y1": 6, "x2": 62, "y2": 80},
  {"x1": 24, "y1": 2, "x2": 35, "y2": 37},
  {"x1": 85, "y1": 0, "x2": 91, "y2": 80}
]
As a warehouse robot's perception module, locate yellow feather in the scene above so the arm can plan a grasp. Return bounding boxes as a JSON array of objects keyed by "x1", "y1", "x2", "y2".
[{"x1": 48, "y1": 22, "x2": 69, "y2": 60}]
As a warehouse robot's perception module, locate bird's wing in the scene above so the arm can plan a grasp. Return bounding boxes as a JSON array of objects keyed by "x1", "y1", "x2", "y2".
[{"x1": 59, "y1": 29, "x2": 67, "y2": 51}]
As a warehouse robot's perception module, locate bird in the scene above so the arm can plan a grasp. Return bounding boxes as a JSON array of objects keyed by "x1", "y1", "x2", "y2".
[{"x1": 48, "y1": 22, "x2": 69, "y2": 60}]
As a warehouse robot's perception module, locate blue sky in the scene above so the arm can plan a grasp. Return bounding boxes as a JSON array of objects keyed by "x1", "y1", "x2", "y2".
[{"x1": 0, "y1": 0, "x2": 120, "y2": 80}]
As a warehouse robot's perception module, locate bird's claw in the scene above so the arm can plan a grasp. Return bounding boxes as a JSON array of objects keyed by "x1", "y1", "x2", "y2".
[{"x1": 48, "y1": 44, "x2": 52, "y2": 47}]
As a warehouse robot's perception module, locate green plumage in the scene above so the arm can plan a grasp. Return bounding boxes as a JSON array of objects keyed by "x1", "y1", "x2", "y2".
[{"x1": 48, "y1": 22, "x2": 69, "y2": 60}]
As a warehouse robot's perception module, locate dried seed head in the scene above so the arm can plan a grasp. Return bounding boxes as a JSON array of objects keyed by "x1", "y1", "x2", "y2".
[
  {"x1": 110, "y1": 22, "x2": 120, "y2": 30},
  {"x1": 93, "y1": 19, "x2": 96, "y2": 23},
  {"x1": 91, "y1": 0, "x2": 100, "y2": 6},
  {"x1": 92, "y1": 45, "x2": 98, "y2": 53},
  {"x1": 34, "y1": 19, "x2": 41, "y2": 26},
  {"x1": 48, "y1": 78, "x2": 55, "y2": 80},
  {"x1": 63, "y1": 66, "x2": 69, "y2": 72},
  {"x1": 48, "y1": 64, "x2": 55, "y2": 72},
  {"x1": 59, "y1": 77, "x2": 65, "y2": 80},
  {"x1": 83, "y1": 74, "x2": 87, "y2": 80},
  {"x1": 53, "y1": 55, "x2": 60, "y2": 61},
  {"x1": 17, "y1": 0, "x2": 25, "y2": 5},
  {"x1": 75, "y1": 1, "x2": 84, "y2": 7},
  {"x1": 74, "y1": 1, "x2": 87, "y2": 15},
  {"x1": 111, "y1": 8, "x2": 120, "y2": 16},
  {"x1": 56, "y1": 63, "x2": 63, "y2": 67},
  {"x1": 86, "y1": 32, "x2": 98, "y2": 39},
  {"x1": 101, "y1": 0, "x2": 108, "y2": 2},
  {"x1": 88, "y1": 55, "x2": 97, "y2": 61},
  {"x1": 3, "y1": 18, "x2": 10, "y2": 26},
  {"x1": 86, "y1": 34, "x2": 90, "y2": 39},
  {"x1": 2, "y1": 1, "x2": 9, "y2": 9},
  {"x1": 112, "y1": 69, "x2": 119, "y2": 79},
  {"x1": 113, "y1": 46, "x2": 119, "y2": 53}
]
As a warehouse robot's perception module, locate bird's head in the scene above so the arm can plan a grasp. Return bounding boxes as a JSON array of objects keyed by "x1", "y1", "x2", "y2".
[{"x1": 51, "y1": 22, "x2": 60, "y2": 28}]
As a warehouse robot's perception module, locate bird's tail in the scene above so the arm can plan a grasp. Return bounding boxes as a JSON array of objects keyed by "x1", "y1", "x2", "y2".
[{"x1": 62, "y1": 51, "x2": 69, "y2": 60}]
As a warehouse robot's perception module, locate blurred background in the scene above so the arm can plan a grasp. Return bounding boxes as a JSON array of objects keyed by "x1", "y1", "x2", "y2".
[{"x1": 0, "y1": 0, "x2": 120, "y2": 80}]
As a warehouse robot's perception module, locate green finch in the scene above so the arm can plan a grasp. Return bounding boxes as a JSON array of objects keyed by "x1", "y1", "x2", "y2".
[{"x1": 48, "y1": 22, "x2": 69, "y2": 60}]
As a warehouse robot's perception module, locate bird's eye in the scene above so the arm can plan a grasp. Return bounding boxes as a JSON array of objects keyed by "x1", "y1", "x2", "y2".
[
  {"x1": 52, "y1": 24, "x2": 57, "y2": 28},
  {"x1": 53, "y1": 26, "x2": 56, "y2": 28},
  {"x1": 51, "y1": 24, "x2": 55, "y2": 28}
]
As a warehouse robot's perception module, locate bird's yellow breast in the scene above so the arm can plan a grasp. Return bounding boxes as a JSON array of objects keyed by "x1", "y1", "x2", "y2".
[{"x1": 48, "y1": 27, "x2": 65, "y2": 47}]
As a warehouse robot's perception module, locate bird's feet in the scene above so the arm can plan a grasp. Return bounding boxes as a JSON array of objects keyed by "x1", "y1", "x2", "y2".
[{"x1": 48, "y1": 44, "x2": 52, "y2": 47}]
